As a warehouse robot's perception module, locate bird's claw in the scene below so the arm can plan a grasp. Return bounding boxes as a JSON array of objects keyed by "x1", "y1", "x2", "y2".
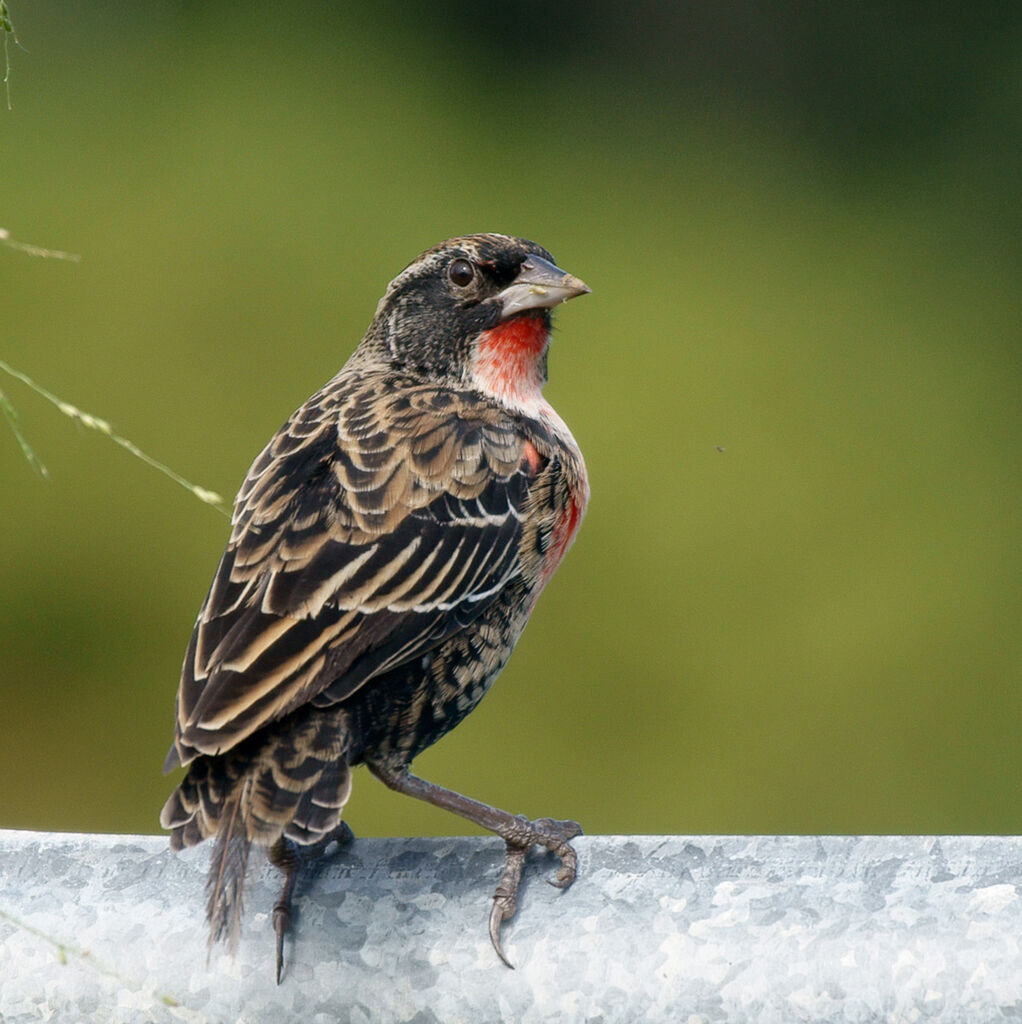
[
  {"x1": 531, "y1": 817, "x2": 581, "y2": 888},
  {"x1": 272, "y1": 903, "x2": 289, "y2": 985},
  {"x1": 487, "y1": 817, "x2": 583, "y2": 967},
  {"x1": 489, "y1": 842, "x2": 528, "y2": 968},
  {"x1": 488, "y1": 895, "x2": 516, "y2": 969},
  {"x1": 269, "y1": 822, "x2": 354, "y2": 984}
]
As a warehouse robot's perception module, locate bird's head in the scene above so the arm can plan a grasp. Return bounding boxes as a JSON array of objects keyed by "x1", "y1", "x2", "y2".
[{"x1": 360, "y1": 234, "x2": 589, "y2": 408}]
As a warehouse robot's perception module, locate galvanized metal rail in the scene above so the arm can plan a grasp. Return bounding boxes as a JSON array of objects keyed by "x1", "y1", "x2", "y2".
[{"x1": 1, "y1": 830, "x2": 1021, "y2": 1022}]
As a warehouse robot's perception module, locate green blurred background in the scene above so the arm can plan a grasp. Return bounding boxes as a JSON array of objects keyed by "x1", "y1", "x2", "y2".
[{"x1": 2, "y1": 2, "x2": 1020, "y2": 840}]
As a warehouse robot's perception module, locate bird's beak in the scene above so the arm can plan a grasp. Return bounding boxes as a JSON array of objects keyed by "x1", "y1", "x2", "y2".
[{"x1": 496, "y1": 255, "x2": 590, "y2": 319}]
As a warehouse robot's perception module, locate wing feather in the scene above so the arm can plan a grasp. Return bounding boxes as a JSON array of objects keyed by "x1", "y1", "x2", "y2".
[{"x1": 168, "y1": 374, "x2": 531, "y2": 767}]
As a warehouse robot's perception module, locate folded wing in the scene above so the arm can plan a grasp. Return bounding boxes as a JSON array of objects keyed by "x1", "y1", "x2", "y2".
[{"x1": 167, "y1": 376, "x2": 531, "y2": 767}]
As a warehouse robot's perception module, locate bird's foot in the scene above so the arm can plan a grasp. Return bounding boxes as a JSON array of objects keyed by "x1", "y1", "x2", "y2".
[
  {"x1": 362, "y1": 760, "x2": 582, "y2": 969},
  {"x1": 488, "y1": 816, "x2": 582, "y2": 967},
  {"x1": 268, "y1": 821, "x2": 355, "y2": 984},
  {"x1": 271, "y1": 895, "x2": 292, "y2": 987}
]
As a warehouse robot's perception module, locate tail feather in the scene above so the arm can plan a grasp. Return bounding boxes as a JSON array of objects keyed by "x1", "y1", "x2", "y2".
[
  {"x1": 160, "y1": 703, "x2": 355, "y2": 951},
  {"x1": 205, "y1": 793, "x2": 251, "y2": 952},
  {"x1": 243, "y1": 707, "x2": 353, "y2": 845},
  {"x1": 284, "y1": 758, "x2": 353, "y2": 843}
]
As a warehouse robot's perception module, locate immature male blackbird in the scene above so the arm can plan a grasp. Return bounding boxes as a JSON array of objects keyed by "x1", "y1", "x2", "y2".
[{"x1": 160, "y1": 234, "x2": 589, "y2": 981}]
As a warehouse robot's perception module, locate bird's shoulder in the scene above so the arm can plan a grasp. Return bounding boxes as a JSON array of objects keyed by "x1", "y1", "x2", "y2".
[{"x1": 229, "y1": 368, "x2": 536, "y2": 553}]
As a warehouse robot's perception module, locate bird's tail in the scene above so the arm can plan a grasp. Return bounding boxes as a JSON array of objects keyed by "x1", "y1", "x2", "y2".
[
  {"x1": 160, "y1": 703, "x2": 355, "y2": 949},
  {"x1": 205, "y1": 793, "x2": 251, "y2": 952}
]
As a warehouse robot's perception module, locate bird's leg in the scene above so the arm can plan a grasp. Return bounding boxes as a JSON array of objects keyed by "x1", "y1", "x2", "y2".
[
  {"x1": 267, "y1": 821, "x2": 355, "y2": 984},
  {"x1": 366, "y1": 760, "x2": 581, "y2": 967}
]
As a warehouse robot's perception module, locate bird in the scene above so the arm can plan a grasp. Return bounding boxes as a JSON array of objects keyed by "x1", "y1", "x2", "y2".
[{"x1": 160, "y1": 233, "x2": 590, "y2": 982}]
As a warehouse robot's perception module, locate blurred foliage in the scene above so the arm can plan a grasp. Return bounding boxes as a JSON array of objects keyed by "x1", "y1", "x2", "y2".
[{"x1": 1, "y1": 1, "x2": 1020, "y2": 840}]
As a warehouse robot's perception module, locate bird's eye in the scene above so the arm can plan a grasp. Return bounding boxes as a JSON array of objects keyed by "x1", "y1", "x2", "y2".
[{"x1": 447, "y1": 258, "x2": 475, "y2": 288}]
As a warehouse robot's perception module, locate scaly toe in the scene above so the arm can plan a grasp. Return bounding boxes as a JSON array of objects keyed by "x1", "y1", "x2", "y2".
[
  {"x1": 551, "y1": 845, "x2": 579, "y2": 889},
  {"x1": 487, "y1": 842, "x2": 528, "y2": 968},
  {"x1": 273, "y1": 906, "x2": 289, "y2": 985},
  {"x1": 533, "y1": 817, "x2": 584, "y2": 844}
]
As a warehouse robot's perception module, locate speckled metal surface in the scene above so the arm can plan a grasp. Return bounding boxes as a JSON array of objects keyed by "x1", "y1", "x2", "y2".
[{"x1": 1, "y1": 830, "x2": 1021, "y2": 1022}]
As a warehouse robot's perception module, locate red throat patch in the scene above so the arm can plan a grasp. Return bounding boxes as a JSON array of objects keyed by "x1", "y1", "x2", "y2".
[{"x1": 472, "y1": 315, "x2": 549, "y2": 408}]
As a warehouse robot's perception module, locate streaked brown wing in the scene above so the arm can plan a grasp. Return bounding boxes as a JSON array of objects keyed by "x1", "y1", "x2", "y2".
[{"x1": 167, "y1": 375, "x2": 531, "y2": 767}]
